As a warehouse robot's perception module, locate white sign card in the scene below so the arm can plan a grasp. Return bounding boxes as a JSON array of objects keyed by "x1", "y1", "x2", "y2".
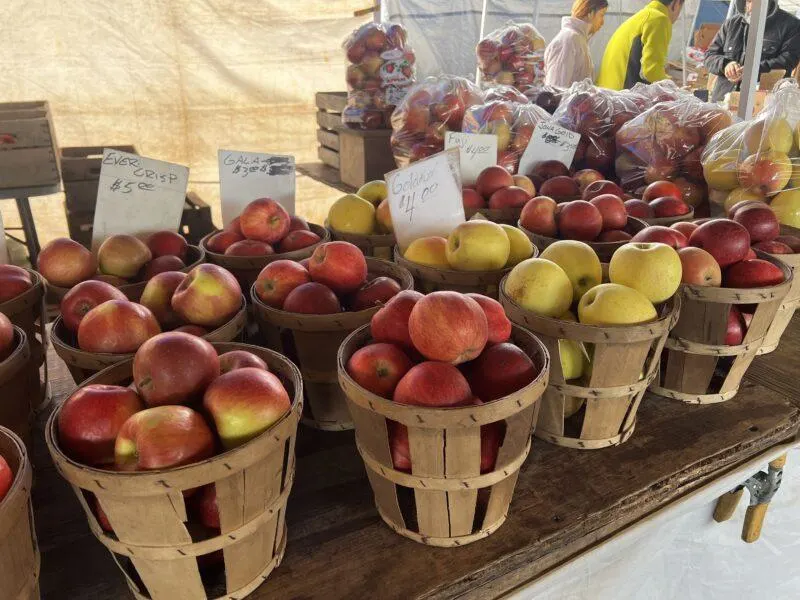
[
  {"x1": 218, "y1": 150, "x2": 295, "y2": 225},
  {"x1": 444, "y1": 132, "x2": 498, "y2": 186},
  {"x1": 385, "y1": 148, "x2": 465, "y2": 252},
  {"x1": 92, "y1": 149, "x2": 189, "y2": 249},
  {"x1": 518, "y1": 121, "x2": 580, "y2": 176},
  {"x1": 0, "y1": 211, "x2": 8, "y2": 264}
]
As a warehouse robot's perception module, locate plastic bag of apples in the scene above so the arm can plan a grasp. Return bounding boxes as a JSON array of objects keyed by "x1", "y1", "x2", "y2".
[
  {"x1": 390, "y1": 75, "x2": 483, "y2": 167},
  {"x1": 701, "y1": 79, "x2": 800, "y2": 223},
  {"x1": 615, "y1": 96, "x2": 734, "y2": 209},
  {"x1": 343, "y1": 22, "x2": 417, "y2": 130},
  {"x1": 523, "y1": 84, "x2": 564, "y2": 115},
  {"x1": 475, "y1": 21, "x2": 546, "y2": 91}
]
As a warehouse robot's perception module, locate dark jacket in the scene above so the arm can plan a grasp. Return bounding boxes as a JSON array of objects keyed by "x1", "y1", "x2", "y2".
[{"x1": 705, "y1": 0, "x2": 800, "y2": 102}]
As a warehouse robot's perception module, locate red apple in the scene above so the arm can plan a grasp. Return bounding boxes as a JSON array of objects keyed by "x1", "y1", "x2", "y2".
[
  {"x1": 624, "y1": 199, "x2": 655, "y2": 219},
  {"x1": 218, "y1": 350, "x2": 268, "y2": 374},
  {"x1": 240, "y1": 198, "x2": 291, "y2": 243},
  {"x1": 728, "y1": 200, "x2": 765, "y2": 219},
  {"x1": 191, "y1": 484, "x2": 220, "y2": 529},
  {"x1": 172, "y1": 264, "x2": 242, "y2": 328},
  {"x1": 58, "y1": 384, "x2": 144, "y2": 466},
  {"x1": 408, "y1": 292, "x2": 488, "y2": 364},
  {"x1": 203, "y1": 367, "x2": 291, "y2": 449},
  {"x1": 466, "y1": 343, "x2": 537, "y2": 401},
  {"x1": 142, "y1": 255, "x2": 186, "y2": 280},
  {"x1": 140, "y1": 271, "x2": 186, "y2": 329},
  {"x1": 476, "y1": 165, "x2": 514, "y2": 199},
  {"x1": 308, "y1": 241, "x2": 367, "y2": 295},
  {"x1": 224, "y1": 239, "x2": 274, "y2": 257},
  {"x1": 277, "y1": 230, "x2": 322, "y2": 253},
  {"x1": 726, "y1": 306, "x2": 746, "y2": 345},
  {"x1": 115, "y1": 406, "x2": 215, "y2": 470},
  {"x1": 206, "y1": 230, "x2": 244, "y2": 253},
  {"x1": 133, "y1": 332, "x2": 220, "y2": 407},
  {"x1": 745, "y1": 248, "x2": 757, "y2": 260},
  {"x1": 60, "y1": 280, "x2": 127, "y2": 333},
  {"x1": 146, "y1": 231, "x2": 187, "y2": 260},
  {"x1": 671, "y1": 221, "x2": 698, "y2": 238},
  {"x1": 650, "y1": 196, "x2": 691, "y2": 218},
  {"x1": 678, "y1": 247, "x2": 722, "y2": 286},
  {"x1": 597, "y1": 230, "x2": 633, "y2": 242},
  {"x1": 520, "y1": 196, "x2": 557, "y2": 236},
  {"x1": 288, "y1": 215, "x2": 310, "y2": 232},
  {"x1": 573, "y1": 169, "x2": 604, "y2": 194},
  {"x1": 723, "y1": 259, "x2": 785, "y2": 288},
  {"x1": 590, "y1": 194, "x2": 628, "y2": 231},
  {"x1": 0, "y1": 456, "x2": 11, "y2": 502},
  {"x1": 775, "y1": 235, "x2": 800, "y2": 253},
  {"x1": 370, "y1": 290, "x2": 424, "y2": 350},
  {"x1": 489, "y1": 186, "x2": 530, "y2": 209},
  {"x1": 463, "y1": 188, "x2": 486, "y2": 209},
  {"x1": 689, "y1": 220, "x2": 751, "y2": 268},
  {"x1": 539, "y1": 176, "x2": 580, "y2": 201},
  {"x1": 732, "y1": 205, "x2": 780, "y2": 243},
  {"x1": 632, "y1": 226, "x2": 688, "y2": 249},
  {"x1": 394, "y1": 361, "x2": 472, "y2": 407},
  {"x1": 254, "y1": 260, "x2": 311, "y2": 308},
  {"x1": 350, "y1": 277, "x2": 402, "y2": 311},
  {"x1": 282, "y1": 282, "x2": 340, "y2": 314},
  {"x1": 583, "y1": 180, "x2": 625, "y2": 202},
  {"x1": 642, "y1": 180, "x2": 682, "y2": 202},
  {"x1": 531, "y1": 160, "x2": 570, "y2": 181},
  {"x1": 37, "y1": 238, "x2": 96, "y2": 287},
  {"x1": 77, "y1": 300, "x2": 161, "y2": 354},
  {"x1": 0, "y1": 265, "x2": 32, "y2": 303},
  {"x1": 556, "y1": 201, "x2": 603, "y2": 241},
  {"x1": 753, "y1": 240, "x2": 794, "y2": 254},
  {"x1": 0, "y1": 313, "x2": 14, "y2": 361},
  {"x1": 98, "y1": 235, "x2": 152, "y2": 279},
  {"x1": 346, "y1": 342, "x2": 413, "y2": 398},
  {"x1": 465, "y1": 293, "x2": 511, "y2": 343},
  {"x1": 226, "y1": 217, "x2": 244, "y2": 235}
]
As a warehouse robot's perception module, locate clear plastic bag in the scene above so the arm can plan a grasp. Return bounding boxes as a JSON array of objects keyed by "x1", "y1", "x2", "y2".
[
  {"x1": 476, "y1": 22, "x2": 546, "y2": 92},
  {"x1": 523, "y1": 85, "x2": 565, "y2": 114},
  {"x1": 343, "y1": 22, "x2": 417, "y2": 130},
  {"x1": 390, "y1": 75, "x2": 483, "y2": 167},
  {"x1": 630, "y1": 80, "x2": 692, "y2": 109},
  {"x1": 701, "y1": 79, "x2": 800, "y2": 220},
  {"x1": 462, "y1": 100, "x2": 551, "y2": 173},
  {"x1": 482, "y1": 84, "x2": 529, "y2": 104},
  {"x1": 615, "y1": 96, "x2": 733, "y2": 206}
]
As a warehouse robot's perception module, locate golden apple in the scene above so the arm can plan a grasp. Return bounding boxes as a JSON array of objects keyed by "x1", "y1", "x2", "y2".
[
  {"x1": 512, "y1": 175, "x2": 536, "y2": 197},
  {"x1": 500, "y1": 224, "x2": 534, "y2": 267},
  {"x1": 503, "y1": 258, "x2": 572, "y2": 317},
  {"x1": 376, "y1": 198, "x2": 393, "y2": 233},
  {"x1": 609, "y1": 242, "x2": 681, "y2": 304},
  {"x1": 578, "y1": 283, "x2": 657, "y2": 326},
  {"x1": 723, "y1": 187, "x2": 766, "y2": 214},
  {"x1": 446, "y1": 221, "x2": 510, "y2": 271},
  {"x1": 557, "y1": 311, "x2": 590, "y2": 382},
  {"x1": 770, "y1": 189, "x2": 800, "y2": 228},
  {"x1": 744, "y1": 118, "x2": 794, "y2": 154},
  {"x1": 357, "y1": 180, "x2": 388, "y2": 205},
  {"x1": 703, "y1": 151, "x2": 741, "y2": 191},
  {"x1": 328, "y1": 194, "x2": 376, "y2": 234},
  {"x1": 540, "y1": 240, "x2": 602, "y2": 302},
  {"x1": 404, "y1": 236, "x2": 450, "y2": 269}
]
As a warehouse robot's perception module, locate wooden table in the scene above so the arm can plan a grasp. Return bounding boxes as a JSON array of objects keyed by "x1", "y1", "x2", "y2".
[{"x1": 33, "y1": 320, "x2": 800, "y2": 599}]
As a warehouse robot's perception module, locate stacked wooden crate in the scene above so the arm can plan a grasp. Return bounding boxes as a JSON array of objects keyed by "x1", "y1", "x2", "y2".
[
  {"x1": 0, "y1": 101, "x2": 60, "y2": 193},
  {"x1": 316, "y1": 92, "x2": 346, "y2": 171}
]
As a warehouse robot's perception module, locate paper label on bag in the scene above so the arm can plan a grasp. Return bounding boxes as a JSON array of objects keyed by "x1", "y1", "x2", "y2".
[
  {"x1": 386, "y1": 148, "x2": 465, "y2": 252},
  {"x1": 444, "y1": 132, "x2": 498, "y2": 186},
  {"x1": 518, "y1": 122, "x2": 580, "y2": 175},
  {"x1": 0, "y1": 211, "x2": 8, "y2": 264},
  {"x1": 219, "y1": 150, "x2": 295, "y2": 224},
  {"x1": 92, "y1": 149, "x2": 189, "y2": 249}
]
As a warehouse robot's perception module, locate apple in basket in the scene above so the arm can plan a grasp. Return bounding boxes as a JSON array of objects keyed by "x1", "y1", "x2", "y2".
[
  {"x1": 0, "y1": 455, "x2": 12, "y2": 502},
  {"x1": 465, "y1": 343, "x2": 537, "y2": 401},
  {"x1": 688, "y1": 220, "x2": 751, "y2": 268},
  {"x1": 98, "y1": 234, "x2": 152, "y2": 279},
  {"x1": 254, "y1": 260, "x2": 311, "y2": 308},
  {"x1": 37, "y1": 238, "x2": 97, "y2": 288},
  {"x1": 171, "y1": 264, "x2": 242, "y2": 328},
  {"x1": 349, "y1": 277, "x2": 402, "y2": 311},
  {"x1": 60, "y1": 280, "x2": 127, "y2": 333},
  {"x1": 308, "y1": 241, "x2": 368, "y2": 295},
  {"x1": 147, "y1": 230, "x2": 188, "y2": 260},
  {"x1": 206, "y1": 230, "x2": 244, "y2": 253},
  {"x1": 219, "y1": 350, "x2": 268, "y2": 374},
  {"x1": 408, "y1": 292, "x2": 488, "y2": 364},
  {"x1": 142, "y1": 255, "x2": 186, "y2": 280},
  {"x1": 77, "y1": 299, "x2": 161, "y2": 354},
  {"x1": 240, "y1": 198, "x2": 291, "y2": 244},
  {"x1": 346, "y1": 343, "x2": 414, "y2": 398},
  {"x1": 0, "y1": 264, "x2": 32, "y2": 303},
  {"x1": 370, "y1": 290, "x2": 424, "y2": 350},
  {"x1": 139, "y1": 271, "x2": 187, "y2": 329},
  {"x1": 283, "y1": 282, "x2": 341, "y2": 314},
  {"x1": 0, "y1": 313, "x2": 14, "y2": 361},
  {"x1": 466, "y1": 294, "x2": 511, "y2": 344}
]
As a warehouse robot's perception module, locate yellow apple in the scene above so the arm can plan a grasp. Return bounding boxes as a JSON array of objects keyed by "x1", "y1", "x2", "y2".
[
  {"x1": 328, "y1": 194, "x2": 376, "y2": 234},
  {"x1": 744, "y1": 118, "x2": 794, "y2": 154},
  {"x1": 376, "y1": 198, "x2": 393, "y2": 233},
  {"x1": 357, "y1": 180, "x2": 388, "y2": 205},
  {"x1": 503, "y1": 258, "x2": 572, "y2": 317},
  {"x1": 404, "y1": 236, "x2": 450, "y2": 269},
  {"x1": 703, "y1": 151, "x2": 741, "y2": 191},
  {"x1": 500, "y1": 224, "x2": 534, "y2": 267},
  {"x1": 557, "y1": 311, "x2": 590, "y2": 382},
  {"x1": 723, "y1": 187, "x2": 765, "y2": 214},
  {"x1": 770, "y1": 188, "x2": 800, "y2": 228},
  {"x1": 609, "y1": 242, "x2": 681, "y2": 304},
  {"x1": 446, "y1": 221, "x2": 510, "y2": 271},
  {"x1": 540, "y1": 240, "x2": 602, "y2": 302},
  {"x1": 578, "y1": 283, "x2": 657, "y2": 326}
]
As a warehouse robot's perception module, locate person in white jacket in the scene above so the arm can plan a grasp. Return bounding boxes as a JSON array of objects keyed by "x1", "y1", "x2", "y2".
[{"x1": 544, "y1": 0, "x2": 609, "y2": 87}]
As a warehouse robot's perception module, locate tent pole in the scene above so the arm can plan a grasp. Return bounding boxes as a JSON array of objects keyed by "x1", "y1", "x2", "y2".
[
  {"x1": 681, "y1": 1, "x2": 687, "y2": 87},
  {"x1": 476, "y1": 0, "x2": 489, "y2": 84},
  {"x1": 739, "y1": 0, "x2": 768, "y2": 119}
]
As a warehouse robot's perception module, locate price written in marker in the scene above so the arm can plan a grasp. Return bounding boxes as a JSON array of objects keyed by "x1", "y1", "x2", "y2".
[
  {"x1": 386, "y1": 148, "x2": 465, "y2": 252},
  {"x1": 218, "y1": 150, "x2": 295, "y2": 225},
  {"x1": 444, "y1": 132, "x2": 498, "y2": 186},
  {"x1": 517, "y1": 121, "x2": 580, "y2": 176},
  {"x1": 92, "y1": 149, "x2": 189, "y2": 249}
]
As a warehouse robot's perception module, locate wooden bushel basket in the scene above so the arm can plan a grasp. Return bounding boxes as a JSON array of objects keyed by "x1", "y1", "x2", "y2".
[
  {"x1": 251, "y1": 258, "x2": 413, "y2": 431},
  {"x1": 650, "y1": 254, "x2": 792, "y2": 404},
  {"x1": 0, "y1": 425, "x2": 40, "y2": 600},
  {"x1": 45, "y1": 343, "x2": 302, "y2": 600},
  {"x1": 327, "y1": 225, "x2": 395, "y2": 260},
  {"x1": 518, "y1": 216, "x2": 647, "y2": 263},
  {"x1": 758, "y1": 240, "x2": 800, "y2": 354},
  {"x1": 0, "y1": 269, "x2": 47, "y2": 411},
  {"x1": 0, "y1": 327, "x2": 34, "y2": 450},
  {"x1": 200, "y1": 224, "x2": 330, "y2": 294},
  {"x1": 338, "y1": 324, "x2": 549, "y2": 546},
  {"x1": 643, "y1": 207, "x2": 695, "y2": 227},
  {"x1": 51, "y1": 297, "x2": 248, "y2": 384},
  {"x1": 501, "y1": 284, "x2": 680, "y2": 449}
]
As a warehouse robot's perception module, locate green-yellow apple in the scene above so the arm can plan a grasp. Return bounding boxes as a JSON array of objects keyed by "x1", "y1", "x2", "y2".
[
  {"x1": 404, "y1": 236, "x2": 450, "y2": 269},
  {"x1": 327, "y1": 194, "x2": 376, "y2": 235},
  {"x1": 171, "y1": 264, "x2": 242, "y2": 328},
  {"x1": 770, "y1": 188, "x2": 800, "y2": 227},
  {"x1": 609, "y1": 242, "x2": 681, "y2": 304},
  {"x1": 578, "y1": 283, "x2": 657, "y2": 325},
  {"x1": 500, "y1": 224, "x2": 534, "y2": 266},
  {"x1": 446, "y1": 221, "x2": 510, "y2": 271},
  {"x1": 557, "y1": 311, "x2": 589, "y2": 381},
  {"x1": 98, "y1": 234, "x2": 152, "y2": 279},
  {"x1": 357, "y1": 180, "x2": 388, "y2": 204},
  {"x1": 540, "y1": 240, "x2": 602, "y2": 302},
  {"x1": 503, "y1": 258, "x2": 573, "y2": 317},
  {"x1": 140, "y1": 271, "x2": 187, "y2": 329}
]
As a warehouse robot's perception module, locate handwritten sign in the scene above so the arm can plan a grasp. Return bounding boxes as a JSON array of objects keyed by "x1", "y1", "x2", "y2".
[
  {"x1": 444, "y1": 132, "x2": 498, "y2": 186},
  {"x1": 92, "y1": 149, "x2": 189, "y2": 248},
  {"x1": 0, "y1": 211, "x2": 7, "y2": 264},
  {"x1": 218, "y1": 150, "x2": 295, "y2": 224},
  {"x1": 386, "y1": 148, "x2": 465, "y2": 252},
  {"x1": 518, "y1": 121, "x2": 580, "y2": 176}
]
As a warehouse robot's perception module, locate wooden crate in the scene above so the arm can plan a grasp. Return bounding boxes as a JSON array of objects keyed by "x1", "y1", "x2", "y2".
[
  {"x1": 338, "y1": 127, "x2": 396, "y2": 189},
  {"x1": 315, "y1": 92, "x2": 345, "y2": 170},
  {"x1": 0, "y1": 101, "x2": 60, "y2": 192}
]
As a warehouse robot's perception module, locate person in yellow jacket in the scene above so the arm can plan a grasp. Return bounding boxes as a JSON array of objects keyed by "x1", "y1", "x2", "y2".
[{"x1": 597, "y1": 0, "x2": 685, "y2": 90}]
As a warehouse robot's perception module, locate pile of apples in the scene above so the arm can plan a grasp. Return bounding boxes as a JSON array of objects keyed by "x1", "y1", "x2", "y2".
[
  {"x1": 623, "y1": 180, "x2": 693, "y2": 221},
  {"x1": 327, "y1": 181, "x2": 393, "y2": 236},
  {"x1": 0, "y1": 264, "x2": 34, "y2": 304},
  {"x1": 390, "y1": 75, "x2": 483, "y2": 166},
  {"x1": 59, "y1": 263, "x2": 242, "y2": 353},
  {"x1": 403, "y1": 219, "x2": 534, "y2": 272},
  {"x1": 462, "y1": 165, "x2": 537, "y2": 211},
  {"x1": 253, "y1": 241, "x2": 402, "y2": 314},
  {"x1": 475, "y1": 22, "x2": 546, "y2": 91},
  {"x1": 57, "y1": 331, "x2": 291, "y2": 534},
  {"x1": 205, "y1": 198, "x2": 321, "y2": 257},
  {"x1": 37, "y1": 230, "x2": 191, "y2": 289},
  {"x1": 0, "y1": 451, "x2": 12, "y2": 504},
  {"x1": 347, "y1": 290, "x2": 541, "y2": 473}
]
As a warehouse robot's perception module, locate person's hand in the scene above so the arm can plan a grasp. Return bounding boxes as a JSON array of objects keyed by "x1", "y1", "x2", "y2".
[{"x1": 724, "y1": 61, "x2": 743, "y2": 82}]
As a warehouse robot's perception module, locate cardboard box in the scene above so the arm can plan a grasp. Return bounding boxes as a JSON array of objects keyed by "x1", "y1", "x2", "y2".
[{"x1": 694, "y1": 23, "x2": 721, "y2": 51}]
